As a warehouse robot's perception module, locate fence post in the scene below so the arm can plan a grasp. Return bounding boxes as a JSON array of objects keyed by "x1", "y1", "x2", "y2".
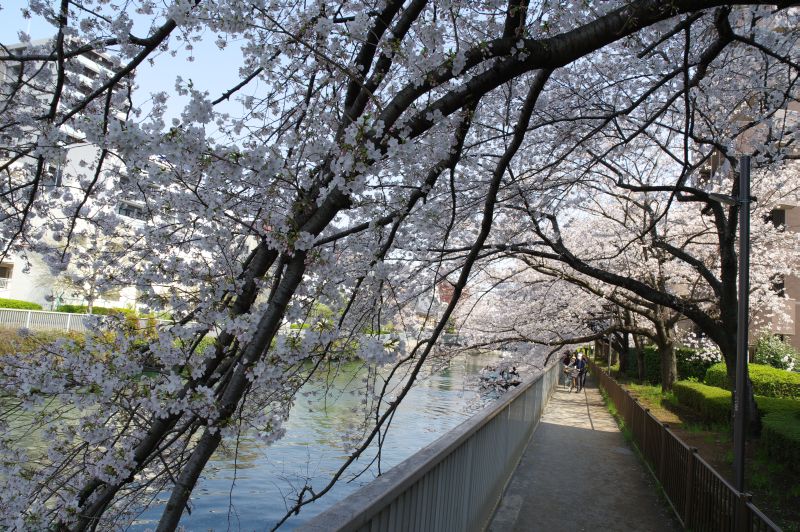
[
  {"x1": 735, "y1": 492, "x2": 752, "y2": 532},
  {"x1": 659, "y1": 424, "x2": 668, "y2": 482},
  {"x1": 626, "y1": 390, "x2": 634, "y2": 430},
  {"x1": 25, "y1": 310, "x2": 31, "y2": 329},
  {"x1": 642, "y1": 408, "x2": 649, "y2": 457},
  {"x1": 683, "y1": 447, "x2": 698, "y2": 528},
  {"x1": 66, "y1": 313, "x2": 72, "y2": 332}
]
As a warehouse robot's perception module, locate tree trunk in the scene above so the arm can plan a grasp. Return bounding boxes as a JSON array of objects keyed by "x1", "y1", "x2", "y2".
[
  {"x1": 618, "y1": 330, "x2": 630, "y2": 375},
  {"x1": 658, "y1": 341, "x2": 677, "y2": 391}
]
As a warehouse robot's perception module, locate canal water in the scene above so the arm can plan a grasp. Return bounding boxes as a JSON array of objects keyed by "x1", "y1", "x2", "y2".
[{"x1": 134, "y1": 351, "x2": 504, "y2": 530}]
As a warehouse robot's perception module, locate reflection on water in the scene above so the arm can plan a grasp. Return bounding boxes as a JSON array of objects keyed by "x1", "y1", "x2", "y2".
[{"x1": 134, "y1": 351, "x2": 500, "y2": 530}]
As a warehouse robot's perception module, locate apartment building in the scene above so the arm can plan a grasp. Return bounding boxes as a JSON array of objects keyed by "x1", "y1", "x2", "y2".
[
  {"x1": 0, "y1": 38, "x2": 147, "y2": 311},
  {"x1": 760, "y1": 201, "x2": 800, "y2": 351},
  {"x1": 689, "y1": 99, "x2": 800, "y2": 351}
]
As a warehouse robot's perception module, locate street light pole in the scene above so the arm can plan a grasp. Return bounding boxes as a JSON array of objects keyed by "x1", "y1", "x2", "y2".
[{"x1": 733, "y1": 155, "x2": 751, "y2": 493}]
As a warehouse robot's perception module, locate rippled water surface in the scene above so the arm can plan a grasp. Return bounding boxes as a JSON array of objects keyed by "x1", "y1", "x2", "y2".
[{"x1": 134, "y1": 351, "x2": 502, "y2": 530}]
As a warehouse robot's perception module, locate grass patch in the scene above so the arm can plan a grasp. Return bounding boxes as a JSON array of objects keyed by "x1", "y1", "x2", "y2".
[
  {"x1": 0, "y1": 327, "x2": 83, "y2": 356},
  {"x1": 626, "y1": 383, "x2": 679, "y2": 408},
  {"x1": 622, "y1": 382, "x2": 685, "y2": 426}
]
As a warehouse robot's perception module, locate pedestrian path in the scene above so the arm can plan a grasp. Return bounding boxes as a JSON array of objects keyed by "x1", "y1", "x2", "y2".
[{"x1": 488, "y1": 375, "x2": 680, "y2": 532}]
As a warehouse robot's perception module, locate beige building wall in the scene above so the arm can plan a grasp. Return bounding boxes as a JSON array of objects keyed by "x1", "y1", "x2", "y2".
[{"x1": 781, "y1": 204, "x2": 800, "y2": 351}]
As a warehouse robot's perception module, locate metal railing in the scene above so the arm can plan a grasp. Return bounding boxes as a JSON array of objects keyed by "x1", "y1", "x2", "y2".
[
  {"x1": 299, "y1": 363, "x2": 560, "y2": 532},
  {"x1": 589, "y1": 359, "x2": 782, "y2": 532},
  {"x1": 0, "y1": 308, "x2": 171, "y2": 334},
  {"x1": 0, "y1": 308, "x2": 97, "y2": 332}
]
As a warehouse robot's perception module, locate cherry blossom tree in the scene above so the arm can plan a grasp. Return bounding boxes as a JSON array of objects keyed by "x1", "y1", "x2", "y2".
[
  {"x1": 465, "y1": 160, "x2": 800, "y2": 390},
  {"x1": 0, "y1": 1, "x2": 798, "y2": 529}
]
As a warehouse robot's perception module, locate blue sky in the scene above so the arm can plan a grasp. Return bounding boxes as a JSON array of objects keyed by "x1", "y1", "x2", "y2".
[{"x1": 0, "y1": 0, "x2": 249, "y2": 128}]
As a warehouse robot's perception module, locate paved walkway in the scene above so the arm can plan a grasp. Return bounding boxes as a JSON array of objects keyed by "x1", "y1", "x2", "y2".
[{"x1": 488, "y1": 375, "x2": 680, "y2": 532}]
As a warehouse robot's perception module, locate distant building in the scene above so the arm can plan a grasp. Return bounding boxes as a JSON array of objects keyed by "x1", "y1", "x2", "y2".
[
  {"x1": 756, "y1": 200, "x2": 800, "y2": 351},
  {"x1": 0, "y1": 38, "x2": 146, "y2": 311}
]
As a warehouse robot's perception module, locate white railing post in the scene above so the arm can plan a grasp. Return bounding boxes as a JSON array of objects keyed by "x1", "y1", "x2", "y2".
[
  {"x1": 25, "y1": 310, "x2": 31, "y2": 329},
  {"x1": 66, "y1": 313, "x2": 72, "y2": 332}
]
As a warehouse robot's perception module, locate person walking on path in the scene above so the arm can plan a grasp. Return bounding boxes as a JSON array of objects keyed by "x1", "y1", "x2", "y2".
[
  {"x1": 560, "y1": 351, "x2": 572, "y2": 389},
  {"x1": 566, "y1": 355, "x2": 579, "y2": 392},
  {"x1": 575, "y1": 352, "x2": 588, "y2": 392}
]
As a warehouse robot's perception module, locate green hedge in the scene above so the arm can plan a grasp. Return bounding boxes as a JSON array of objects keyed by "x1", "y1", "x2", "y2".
[
  {"x1": 757, "y1": 396, "x2": 800, "y2": 415},
  {"x1": 0, "y1": 298, "x2": 43, "y2": 310},
  {"x1": 673, "y1": 381, "x2": 800, "y2": 420},
  {"x1": 56, "y1": 304, "x2": 136, "y2": 316},
  {"x1": 620, "y1": 346, "x2": 715, "y2": 384},
  {"x1": 761, "y1": 410, "x2": 800, "y2": 470},
  {"x1": 705, "y1": 362, "x2": 800, "y2": 399},
  {"x1": 673, "y1": 381, "x2": 732, "y2": 425},
  {"x1": 672, "y1": 380, "x2": 800, "y2": 468}
]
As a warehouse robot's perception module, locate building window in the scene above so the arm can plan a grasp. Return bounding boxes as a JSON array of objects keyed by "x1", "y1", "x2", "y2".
[
  {"x1": 771, "y1": 274, "x2": 786, "y2": 297},
  {"x1": 118, "y1": 201, "x2": 147, "y2": 220},
  {"x1": 0, "y1": 264, "x2": 12, "y2": 290},
  {"x1": 43, "y1": 162, "x2": 64, "y2": 186},
  {"x1": 1, "y1": 63, "x2": 23, "y2": 96},
  {"x1": 765, "y1": 208, "x2": 786, "y2": 230},
  {"x1": 42, "y1": 148, "x2": 66, "y2": 187}
]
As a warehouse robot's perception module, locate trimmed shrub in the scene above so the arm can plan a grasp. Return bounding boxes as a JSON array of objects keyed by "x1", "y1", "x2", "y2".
[
  {"x1": 0, "y1": 298, "x2": 43, "y2": 310},
  {"x1": 757, "y1": 396, "x2": 800, "y2": 415},
  {"x1": 56, "y1": 304, "x2": 136, "y2": 316},
  {"x1": 761, "y1": 410, "x2": 800, "y2": 470},
  {"x1": 705, "y1": 362, "x2": 800, "y2": 399},
  {"x1": 672, "y1": 380, "x2": 800, "y2": 467},
  {"x1": 673, "y1": 379, "x2": 800, "y2": 419},
  {"x1": 703, "y1": 363, "x2": 727, "y2": 388},
  {"x1": 673, "y1": 381, "x2": 732, "y2": 425}
]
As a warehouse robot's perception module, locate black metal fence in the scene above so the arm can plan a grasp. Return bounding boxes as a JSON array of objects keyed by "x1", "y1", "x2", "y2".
[{"x1": 589, "y1": 360, "x2": 782, "y2": 532}]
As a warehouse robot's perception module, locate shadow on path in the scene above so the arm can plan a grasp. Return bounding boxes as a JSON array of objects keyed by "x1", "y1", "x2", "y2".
[{"x1": 488, "y1": 376, "x2": 680, "y2": 532}]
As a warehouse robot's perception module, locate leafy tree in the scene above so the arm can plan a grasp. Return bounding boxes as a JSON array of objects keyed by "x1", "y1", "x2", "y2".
[{"x1": 0, "y1": 2, "x2": 797, "y2": 530}]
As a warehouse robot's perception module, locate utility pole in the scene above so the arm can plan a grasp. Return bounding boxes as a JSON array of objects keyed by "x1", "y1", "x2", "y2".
[
  {"x1": 708, "y1": 155, "x2": 752, "y2": 494},
  {"x1": 733, "y1": 156, "x2": 751, "y2": 493}
]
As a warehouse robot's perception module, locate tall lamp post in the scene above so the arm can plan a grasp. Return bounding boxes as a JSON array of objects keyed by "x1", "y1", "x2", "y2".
[{"x1": 709, "y1": 155, "x2": 752, "y2": 493}]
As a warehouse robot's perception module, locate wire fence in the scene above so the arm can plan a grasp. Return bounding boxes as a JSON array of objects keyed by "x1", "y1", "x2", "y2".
[{"x1": 589, "y1": 359, "x2": 781, "y2": 532}]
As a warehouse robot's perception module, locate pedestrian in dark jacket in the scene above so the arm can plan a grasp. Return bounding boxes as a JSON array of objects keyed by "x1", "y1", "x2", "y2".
[{"x1": 575, "y1": 352, "x2": 588, "y2": 392}]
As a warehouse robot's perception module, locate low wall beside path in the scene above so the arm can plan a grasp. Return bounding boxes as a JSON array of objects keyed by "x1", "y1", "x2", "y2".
[{"x1": 299, "y1": 363, "x2": 560, "y2": 532}]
